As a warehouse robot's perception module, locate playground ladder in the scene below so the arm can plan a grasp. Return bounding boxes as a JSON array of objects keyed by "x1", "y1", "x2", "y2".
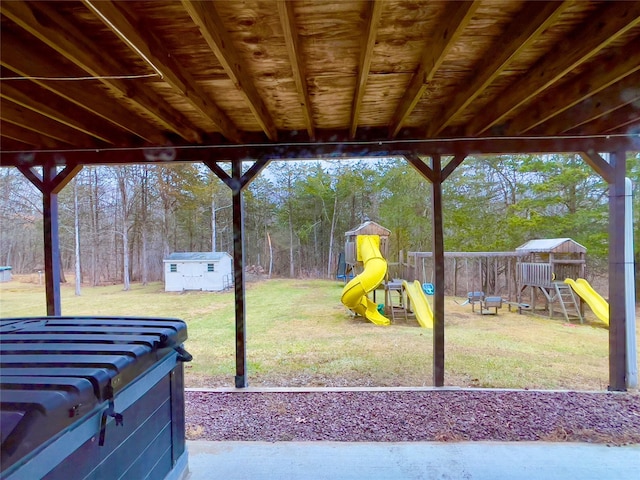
[{"x1": 553, "y1": 282, "x2": 583, "y2": 324}]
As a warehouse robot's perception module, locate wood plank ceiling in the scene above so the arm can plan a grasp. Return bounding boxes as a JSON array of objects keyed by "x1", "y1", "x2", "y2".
[{"x1": 1, "y1": 0, "x2": 639, "y2": 160}]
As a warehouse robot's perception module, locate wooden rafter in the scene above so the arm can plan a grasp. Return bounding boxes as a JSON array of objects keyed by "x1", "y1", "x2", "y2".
[
  {"x1": 1, "y1": 99, "x2": 98, "y2": 147},
  {"x1": 426, "y1": 1, "x2": 569, "y2": 138},
  {"x1": 389, "y1": 1, "x2": 479, "y2": 138},
  {"x1": 0, "y1": 31, "x2": 165, "y2": 144},
  {"x1": 278, "y1": 0, "x2": 314, "y2": 140},
  {"x1": 350, "y1": 0, "x2": 384, "y2": 139},
  {"x1": 538, "y1": 72, "x2": 640, "y2": 135},
  {"x1": 83, "y1": 0, "x2": 242, "y2": 143},
  {"x1": 182, "y1": 0, "x2": 278, "y2": 140},
  {"x1": 0, "y1": 121, "x2": 67, "y2": 149},
  {"x1": 1, "y1": 1, "x2": 202, "y2": 143},
  {"x1": 0, "y1": 138, "x2": 32, "y2": 151},
  {"x1": 573, "y1": 105, "x2": 640, "y2": 136},
  {"x1": 0, "y1": 81, "x2": 132, "y2": 145},
  {"x1": 467, "y1": 1, "x2": 640, "y2": 135},
  {"x1": 507, "y1": 48, "x2": 640, "y2": 135}
]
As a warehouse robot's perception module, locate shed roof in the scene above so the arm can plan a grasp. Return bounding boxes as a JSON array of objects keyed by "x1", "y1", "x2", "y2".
[
  {"x1": 516, "y1": 238, "x2": 586, "y2": 253},
  {"x1": 164, "y1": 252, "x2": 231, "y2": 262}
]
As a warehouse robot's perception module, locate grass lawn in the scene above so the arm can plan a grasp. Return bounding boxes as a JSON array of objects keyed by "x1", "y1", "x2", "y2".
[{"x1": 1, "y1": 276, "x2": 636, "y2": 391}]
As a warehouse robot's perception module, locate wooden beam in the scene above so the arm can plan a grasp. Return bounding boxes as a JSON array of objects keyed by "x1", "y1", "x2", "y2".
[
  {"x1": 83, "y1": 0, "x2": 242, "y2": 143},
  {"x1": 16, "y1": 164, "x2": 44, "y2": 190},
  {"x1": 204, "y1": 158, "x2": 271, "y2": 191},
  {"x1": 17, "y1": 162, "x2": 82, "y2": 194},
  {"x1": 0, "y1": 81, "x2": 133, "y2": 145},
  {"x1": 1, "y1": 1, "x2": 202, "y2": 142},
  {"x1": 278, "y1": 0, "x2": 315, "y2": 140},
  {"x1": 579, "y1": 152, "x2": 614, "y2": 183},
  {"x1": 404, "y1": 154, "x2": 435, "y2": 183},
  {"x1": 0, "y1": 31, "x2": 165, "y2": 144},
  {"x1": 2, "y1": 133, "x2": 639, "y2": 167},
  {"x1": 572, "y1": 105, "x2": 640, "y2": 137},
  {"x1": 507, "y1": 47, "x2": 640, "y2": 135},
  {"x1": 467, "y1": 1, "x2": 640, "y2": 135},
  {"x1": 349, "y1": 0, "x2": 384, "y2": 139},
  {"x1": 183, "y1": 0, "x2": 278, "y2": 140},
  {"x1": 203, "y1": 160, "x2": 231, "y2": 185},
  {"x1": 1, "y1": 99, "x2": 99, "y2": 148},
  {"x1": 49, "y1": 164, "x2": 84, "y2": 194},
  {"x1": 539, "y1": 71, "x2": 640, "y2": 135},
  {"x1": 389, "y1": 1, "x2": 479, "y2": 138},
  {"x1": 441, "y1": 155, "x2": 468, "y2": 182},
  {"x1": 427, "y1": 1, "x2": 568, "y2": 137},
  {"x1": 239, "y1": 158, "x2": 271, "y2": 190}
]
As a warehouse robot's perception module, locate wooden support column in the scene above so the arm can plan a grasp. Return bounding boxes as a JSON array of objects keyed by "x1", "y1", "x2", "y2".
[
  {"x1": 608, "y1": 150, "x2": 627, "y2": 391},
  {"x1": 17, "y1": 162, "x2": 82, "y2": 316},
  {"x1": 230, "y1": 159, "x2": 247, "y2": 388},
  {"x1": 431, "y1": 154, "x2": 445, "y2": 387},
  {"x1": 405, "y1": 153, "x2": 467, "y2": 387},
  {"x1": 204, "y1": 157, "x2": 270, "y2": 388},
  {"x1": 43, "y1": 184, "x2": 61, "y2": 316}
]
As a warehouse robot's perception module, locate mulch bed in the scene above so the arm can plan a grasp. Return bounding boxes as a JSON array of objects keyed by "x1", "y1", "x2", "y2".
[{"x1": 185, "y1": 389, "x2": 640, "y2": 445}]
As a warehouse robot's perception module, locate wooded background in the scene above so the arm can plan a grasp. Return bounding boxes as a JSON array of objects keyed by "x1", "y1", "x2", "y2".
[{"x1": 1, "y1": 153, "x2": 638, "y2": 292}]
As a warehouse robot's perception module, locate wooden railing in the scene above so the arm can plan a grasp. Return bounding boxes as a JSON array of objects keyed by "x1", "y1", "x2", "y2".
[{"x1": 517, "y1": 262, "x2": 553, "y2": 287}]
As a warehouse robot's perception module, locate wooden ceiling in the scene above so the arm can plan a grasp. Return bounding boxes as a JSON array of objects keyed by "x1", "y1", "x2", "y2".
[{"x1": 1, "y1": 1, "x2": 639, "y2": 163}]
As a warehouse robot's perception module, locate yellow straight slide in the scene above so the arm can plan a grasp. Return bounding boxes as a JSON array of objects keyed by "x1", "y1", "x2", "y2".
[
  {"x1": 341, "y1": 235, "x2": 390, "y2": 326},
  {"x1": 564, "y1": 278, "x2": 609, "y2": 326},
  {"x1": 402, "y1": 280, "x2": 434, "y2": 329}
]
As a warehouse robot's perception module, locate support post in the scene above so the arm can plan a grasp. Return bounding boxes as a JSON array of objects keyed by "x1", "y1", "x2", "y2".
[
  {"x1": 18, "y1": 161, "x2": 82, "y2": 316},
  {"x1": 204, "y1": 157, "x2": 270, "y2": 388},
  {"x1": 230, "y1": 159, "x2": 248, "y2": 388},
  {"x1": 608, "y1": 151, "x2": 627, "y2": 391},
  {"x1": 43, "y1": 178, "x2": 61, "y2": 316},
  {"x1": 431, "y1": 154, "x2": 445, "y2": 387}
]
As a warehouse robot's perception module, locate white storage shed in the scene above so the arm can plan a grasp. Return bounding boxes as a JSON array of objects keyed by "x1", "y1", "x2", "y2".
[
  {"x1": 164, "y1": 252, "x2": 233, "y2": 292},
  {"x1": 0, "y1": 266, "x2": 12, "y2": 282}
]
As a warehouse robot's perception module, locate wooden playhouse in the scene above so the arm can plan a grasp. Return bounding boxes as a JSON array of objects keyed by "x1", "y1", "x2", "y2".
[{"x1": 516, "y1": 238, "x2": 586, "y2": 322}]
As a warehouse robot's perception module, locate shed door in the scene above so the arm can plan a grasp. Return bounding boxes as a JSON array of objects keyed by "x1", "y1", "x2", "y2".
[{"x1": 182, "y1": 275, "x2": 202, "y2": 290}]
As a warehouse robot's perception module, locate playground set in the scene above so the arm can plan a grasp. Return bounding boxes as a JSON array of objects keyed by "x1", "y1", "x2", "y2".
[{"x1": 339, "y1": 222, "x2": 610, "y2": 328}]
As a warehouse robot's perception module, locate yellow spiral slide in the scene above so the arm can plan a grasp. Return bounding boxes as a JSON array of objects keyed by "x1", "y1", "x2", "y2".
[{"x1": 340, "y1": 235, "x2": 390, "y2": 325}]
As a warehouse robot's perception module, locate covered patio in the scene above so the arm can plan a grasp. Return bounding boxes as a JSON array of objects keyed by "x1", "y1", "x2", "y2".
[{"x1": 0, "y1": 0, "x2": 638, "y2": 394}]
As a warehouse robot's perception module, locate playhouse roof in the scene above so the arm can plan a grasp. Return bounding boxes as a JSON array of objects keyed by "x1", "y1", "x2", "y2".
[
  {"x1": 164, "y1": 252, "x2": 231, "y2": 262},
  {"x1": 345, "y1": 221, "x2": 391, "y2": 238},
  {"x1": 516, "y1": 238, "x2": 586, "y2": 254}
]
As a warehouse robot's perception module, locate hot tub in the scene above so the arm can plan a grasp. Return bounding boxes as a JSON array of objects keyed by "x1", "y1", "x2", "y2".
[{"x1": 0, "y1": 316, "x2": 191, "y2": 480}]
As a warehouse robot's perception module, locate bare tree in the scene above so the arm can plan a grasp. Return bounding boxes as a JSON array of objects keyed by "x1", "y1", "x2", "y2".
[{"x1": 73, "y1": 177, "x2": 81, "y2": 296}]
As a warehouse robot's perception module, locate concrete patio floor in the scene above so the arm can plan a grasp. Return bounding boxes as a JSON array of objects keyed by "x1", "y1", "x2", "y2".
[{"x1": 186, "y1": 440, "x2": 640, "y2": 480}]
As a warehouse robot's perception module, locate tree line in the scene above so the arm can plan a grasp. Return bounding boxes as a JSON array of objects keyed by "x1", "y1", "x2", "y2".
[{"x1": 0, "y1": 153, "x2": 638, "y2": 290}]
